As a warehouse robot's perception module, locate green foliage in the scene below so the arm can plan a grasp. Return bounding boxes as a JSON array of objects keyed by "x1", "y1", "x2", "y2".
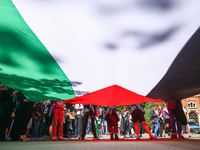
[
  {"x1": 116, "y1": 105, "x2": 131, "y2": 112},
  {"x1": 143, "y1": 102, "x2": 154, "y2": 127},
  {"x1": 117, "y1": 102, "x2": 165, "y2": 127},
  {"x1": 143, "y1": 102, "x2": 165, "y2": 127}
]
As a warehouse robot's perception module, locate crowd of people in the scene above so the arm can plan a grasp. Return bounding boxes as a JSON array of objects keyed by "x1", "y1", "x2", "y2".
[{"x1": 0, "y1": 84, "x2": 189, "y2": 141}]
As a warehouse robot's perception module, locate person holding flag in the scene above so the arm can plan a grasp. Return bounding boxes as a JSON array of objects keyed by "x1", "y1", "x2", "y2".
[
  {"x1": 105, "y1": 106, "x2": 119, "y2": 140},
  {"x1": 52, "y1": 100, "x2": 65, "y2": 140},
  {"x1": 81, "y1": 105, "x2": 99, "y2": 140},
  {"x1": 131, "y1": 104, "x2": 156, "y2": 140}
]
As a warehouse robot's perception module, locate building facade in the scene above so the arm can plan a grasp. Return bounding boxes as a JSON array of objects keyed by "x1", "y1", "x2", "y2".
[{"x1": 181, "y1": 96, "x2": 200, "y2": 125}]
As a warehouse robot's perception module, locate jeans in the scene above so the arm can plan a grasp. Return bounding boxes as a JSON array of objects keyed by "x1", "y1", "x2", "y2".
[
  {"x1": 103, "y1": 119, "x2": 108, "y2": 133},
  {"x1": 75, "y1": 114, "x2": 83, "y2": 138},
  {"x1": 154, "y1": 120, "x2": 160, "y2": 137},
  {"x1": 34, "y1": 116, "x2": 42, "y2": 138},
  {"x1": 87, "y1": 121, "x2": 90, "y2": 134}
]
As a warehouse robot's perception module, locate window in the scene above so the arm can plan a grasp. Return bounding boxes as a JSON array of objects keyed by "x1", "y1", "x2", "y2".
[{"x1": 188, "y1": 102, "x2": 196, "y2": 108}]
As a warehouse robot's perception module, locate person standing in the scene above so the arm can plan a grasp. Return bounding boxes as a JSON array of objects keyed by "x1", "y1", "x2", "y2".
[
  {"x1": 162, "y1": 103, "x2": 171, "y2": 137},
  {"x1": 105, "y1": 106, "x2": 119, "y2": 140},
  {"x1": 34, "y1": 102, "x2": 44, "y2": 138},
  {"x1": 81, "y1": 105, "x2": 98, "y2": 140},
  {"x1": 63, "y1": 106, "x2": 70, "y2": 138},
  {"x1": 131, "y1": 104, "x2": 156, "y2": 140},
  {"x1": 52, "y1": 100, "x2": 65, "y2": 140},
  {"x1": 74, "y1": 104, "x2": 83, "y2": 139},
  {"x1": 18, "y1": 92, "x2": 34, "y2": 141},
  {"x1": 120, "y1": 106, "x2": 129, "y2": 138},
  {"x1": 158, "y1": 105, "x2": 165, "y2": 137},
  {"x1": 128, "y1": 110, "x2": 134, "y2": 138},
  {"x1": 0, "y1": 86, "x2": 15, "y2": 141},
  {"x1": 181, "y1": 106, "x2": 191, "y2": 138},
  {"x1": 168, "y1": 101, "x2": 185, "y2": 139},
  {"x1": 150, "y1": 104, "x2": 160, "y2": 137},
  {"x1": 9, "y1": 90, "x2": 34, "y2": 141},
  {"x1": 102, "y1": 106, "x2": 109, "y2": 134},
  {"x1": 43, "y1": 100, "x2": 53, "y2": 140},
  {"x1": 95, "y1": 105, "x2": 103, "y2": 138}
]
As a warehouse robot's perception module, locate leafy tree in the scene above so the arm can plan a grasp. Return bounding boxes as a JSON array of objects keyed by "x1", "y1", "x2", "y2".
[
  {"x1": 143, "y1": 102, "x2": 154, "y2": 127},
  {"x1": 117, "y1": 102, "x2": 165, "y2": 128},
  {"x1": 143, "y1": 102, "x2": 165, "y2": 127},
  {"x1": 116, "y1": 105, "x2": 131, "y2": 112}
]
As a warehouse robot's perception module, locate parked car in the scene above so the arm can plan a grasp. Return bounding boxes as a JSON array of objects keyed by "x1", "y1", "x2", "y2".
[{"x1": 187, "y1": 119, "x2": 200, "y2": 134}]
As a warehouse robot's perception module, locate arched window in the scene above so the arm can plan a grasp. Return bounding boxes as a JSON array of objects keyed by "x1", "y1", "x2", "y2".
[{"x1": 189, "y1": 112, "x2": 198, "y2": 124}]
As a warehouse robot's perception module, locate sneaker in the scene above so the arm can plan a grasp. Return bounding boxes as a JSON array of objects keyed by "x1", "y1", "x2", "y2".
[
  {"x1": 115, "y1": 135, "x2": 119, "y2": 140},
  {"x1": 59, "y1": 136, "x2": 64, "y2": 140},
  {"x1": 52, "y1": 136, "x2": 57, "y2": 141},
  {"x1": 178, "y1": 134, "x2": 184, "y2": 139},
  {"x1": 171, "y1": 134, "x2": 177, "y2": 139},
  {"x1": 150, "y1": 135, "x2": 157, "y2": 140}
]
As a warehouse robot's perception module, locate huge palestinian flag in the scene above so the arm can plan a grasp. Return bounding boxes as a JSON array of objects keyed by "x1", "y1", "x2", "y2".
[{"x1": 0, "y1": 0, "x2": 200, "y2": 104}]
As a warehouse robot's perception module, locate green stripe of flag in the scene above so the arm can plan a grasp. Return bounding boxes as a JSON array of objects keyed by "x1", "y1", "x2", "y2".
[{"x1": 0, "y1": 0, "x2": 76, "y2": 101}]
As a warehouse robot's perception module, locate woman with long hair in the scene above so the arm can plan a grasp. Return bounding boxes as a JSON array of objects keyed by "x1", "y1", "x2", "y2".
[
  {"x1": 158, "y1": 105, "x2": 165, "y2": 137},
  {"x1": 120, "y1": 106, "x2": 129, "y2": 138}
]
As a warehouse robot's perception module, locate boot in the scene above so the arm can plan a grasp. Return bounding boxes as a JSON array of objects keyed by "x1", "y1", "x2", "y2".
[
  {"x1": 115, "y1": 134, "x2": 119, "y2": 140},
  {"x1": 171, "y1": 133, "x2": 177, "y2": 139},
  {"x1": 150, "y1": 135, "x2": 157, "y2": 140},
  {"x1": 178, "y1": 133, "x2": 184, "y2": 139},
  {"x1": 110, "y1": 134, "x2": 114, "y2": 140}
]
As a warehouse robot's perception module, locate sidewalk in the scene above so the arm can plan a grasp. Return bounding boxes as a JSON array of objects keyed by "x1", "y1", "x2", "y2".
[
  {"x1": 6, "y1": 133, "x2": 200, "y2": 141},
  {"x1": 82, "y1": 133, "x2": 200, "y2": 140}
]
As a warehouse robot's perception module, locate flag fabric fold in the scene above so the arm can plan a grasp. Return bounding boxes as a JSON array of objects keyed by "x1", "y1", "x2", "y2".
[
  {"x1": 0, "y1": 0, "x2": 76, "y2": 102},
  {"x1": 1, "y1": 0, "x2": 200, "y2": 104},
  {"x1": 147, "y1": 27, "x2": 200, "y2": 101},
  {"x1": 65, "y1": 85, "x2": 164, "y2": 106}
]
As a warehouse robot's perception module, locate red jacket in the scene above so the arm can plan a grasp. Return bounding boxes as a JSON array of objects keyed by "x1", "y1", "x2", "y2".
[{"x1": 53, "y1": 101, "x2": 64, "y2": 111}]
